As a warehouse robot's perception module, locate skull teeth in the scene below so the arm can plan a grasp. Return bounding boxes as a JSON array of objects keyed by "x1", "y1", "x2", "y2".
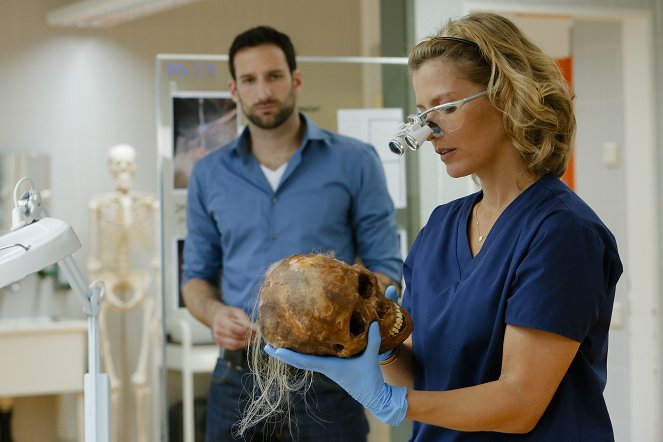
[{"x1": 389, "y1": 310, "x2": 405, "y2": 336}]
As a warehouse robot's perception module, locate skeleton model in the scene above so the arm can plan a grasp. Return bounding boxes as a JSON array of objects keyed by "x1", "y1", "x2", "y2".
[
  {"x1": 87, "y1": 144, "x2": 160, "y2": 442},
  {"x1": 237, "y1": 253, "x2": 413, "y2": 437}
]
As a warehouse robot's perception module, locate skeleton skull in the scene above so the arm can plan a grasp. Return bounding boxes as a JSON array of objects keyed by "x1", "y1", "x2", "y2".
[
  {"x1": 258, "y1": 253, "x2": 413, "y2": 357},
  {"x1": 108, "y1": 144, "x2": 137, "y2": 193}
]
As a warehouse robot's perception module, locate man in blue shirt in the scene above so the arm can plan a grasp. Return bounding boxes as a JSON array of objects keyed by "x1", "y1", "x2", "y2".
[{"x1": 181, "y1": 25, "x2": 402, "y2": 441}]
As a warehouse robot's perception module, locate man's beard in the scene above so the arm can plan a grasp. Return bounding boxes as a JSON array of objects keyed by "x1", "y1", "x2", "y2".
[{"x1": 245, "y1": 100, "x2": 296, "y2": 130}]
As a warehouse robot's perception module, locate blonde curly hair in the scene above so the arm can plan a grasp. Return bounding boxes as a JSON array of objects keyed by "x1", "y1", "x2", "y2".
[{"x1": 408, "y1": 12, "x2": 575, "y2": 177}]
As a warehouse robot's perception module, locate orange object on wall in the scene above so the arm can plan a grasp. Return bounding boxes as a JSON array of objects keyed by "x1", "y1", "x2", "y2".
[{"x1": 556, "y1": 57, "x2": 575, "y2": 190}]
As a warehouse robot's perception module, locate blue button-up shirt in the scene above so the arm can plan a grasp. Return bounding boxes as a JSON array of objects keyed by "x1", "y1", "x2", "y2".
[{"x1": 182, "y1": 115, "x2": 402, "y2": 315}]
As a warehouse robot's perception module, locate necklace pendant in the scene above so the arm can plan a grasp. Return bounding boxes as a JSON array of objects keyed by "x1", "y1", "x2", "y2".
[{"x1": 478, "y1": 235, "x2": 484, "y2": 242}]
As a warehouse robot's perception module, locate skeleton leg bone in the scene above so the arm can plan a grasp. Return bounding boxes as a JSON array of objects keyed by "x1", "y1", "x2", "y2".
[
  {"x1": 130, "y1": 297, "x2": 154, "y2": 442},
  {"x1": 99, "y1": 298, "x2": 121, "y2": 442}
]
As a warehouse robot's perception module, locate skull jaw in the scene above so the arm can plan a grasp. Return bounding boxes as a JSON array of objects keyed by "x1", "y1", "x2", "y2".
[{"x1": 377, "y1": 304, "x2": 414, "y2": 354}]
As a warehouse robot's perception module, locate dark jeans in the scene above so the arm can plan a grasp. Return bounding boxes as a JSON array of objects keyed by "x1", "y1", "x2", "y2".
[{"x1": 204, "y1": 356, "x2": 369, "y2": 441}]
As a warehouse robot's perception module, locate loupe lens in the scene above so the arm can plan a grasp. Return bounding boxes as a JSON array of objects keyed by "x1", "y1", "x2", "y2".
[
  {"x1": 404, "y1": 134, "x2": 420, "y2": 150},
  {"x1": 388, "y1": 137, "x2": 406, "y2": 155},
  {"x1": 404, "y1": 124, "x2": 433, "y2": 151}
]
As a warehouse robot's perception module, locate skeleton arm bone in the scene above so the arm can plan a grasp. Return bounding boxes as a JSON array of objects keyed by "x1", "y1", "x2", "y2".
[{"x1": 87, "y1": 200, "x2": 102, "y2": 273}]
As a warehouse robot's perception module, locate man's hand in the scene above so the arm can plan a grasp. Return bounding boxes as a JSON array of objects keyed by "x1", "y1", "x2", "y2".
[
  {"x1": 211, "y1": 305, "x2": 256, "y2": 350},
  {"x1": 374, "y1": 272, "x2": 401, "y2": 298},
  {"x1": 181, "y1": 278, "x2": 257, "y2": 350}
]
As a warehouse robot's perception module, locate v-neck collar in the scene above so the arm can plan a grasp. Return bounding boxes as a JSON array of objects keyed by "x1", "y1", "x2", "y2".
[
  {"x1": 456, "y1": 177, "x2": 545, "y2": 275},
  {"x1": 456, "y1": 192, "x2": 484, "y2": 273}
]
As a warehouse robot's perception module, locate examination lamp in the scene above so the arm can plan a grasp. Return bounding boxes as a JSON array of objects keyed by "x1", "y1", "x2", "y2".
[{"x1": 0, "y1": 177, "x2": 110, "y2": 442}]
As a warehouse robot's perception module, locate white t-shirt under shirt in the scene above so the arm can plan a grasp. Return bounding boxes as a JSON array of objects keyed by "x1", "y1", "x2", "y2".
[{"x1": 260, "y1": 162, "x2": 288, "y2": 191}]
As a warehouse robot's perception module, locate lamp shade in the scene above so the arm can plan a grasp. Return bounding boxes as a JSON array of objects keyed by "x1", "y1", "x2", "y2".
[{"x1": 0, "y1": 218, "x2": 81, "y2": 288}]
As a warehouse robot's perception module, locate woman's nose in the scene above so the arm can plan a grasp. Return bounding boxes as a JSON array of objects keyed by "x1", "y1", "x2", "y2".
[{"x1": 426, "y1": 122, "x2": 442, "y2": 140}]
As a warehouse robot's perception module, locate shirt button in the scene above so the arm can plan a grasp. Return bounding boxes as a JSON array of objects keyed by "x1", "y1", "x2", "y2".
[
  {"x1": 272, "y1": 197, "x2": 277, "y2": 203},
  {"x1": 271, "y1": 235, "x2": 278, "y2": 241}
]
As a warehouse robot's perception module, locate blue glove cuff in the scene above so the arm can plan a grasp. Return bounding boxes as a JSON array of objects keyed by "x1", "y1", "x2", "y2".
[
  {"x1": 378, "y1": 347, "x2": 396, "y2": 363},
  {"x1": 368, "y1": 385, "x2": 408, "y2": 426}
]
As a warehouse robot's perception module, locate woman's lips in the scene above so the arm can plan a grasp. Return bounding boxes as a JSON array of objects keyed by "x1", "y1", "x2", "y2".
[{"x1": 438, "y1": 148, "x2": 456, "y2": 161}]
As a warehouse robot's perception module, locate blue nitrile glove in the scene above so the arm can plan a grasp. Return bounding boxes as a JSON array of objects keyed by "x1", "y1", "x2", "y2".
[
  {"x1": 264, "y1": 321, "x2": 408, "y2": 426},
  {"x1": 379, "y1": 285, "x2": 400, "y2": 363},
  {"x1": 384, "y1": 284, "x2": 399, "y2": 303}
]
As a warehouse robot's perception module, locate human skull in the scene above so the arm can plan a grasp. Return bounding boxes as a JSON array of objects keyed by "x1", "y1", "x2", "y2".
[
  {"x1": 258, "y1": 253, "x2": 413, "y2": 357},
  {"x1": 108, "y1": 144, "x2": 136, "y2": 192}
]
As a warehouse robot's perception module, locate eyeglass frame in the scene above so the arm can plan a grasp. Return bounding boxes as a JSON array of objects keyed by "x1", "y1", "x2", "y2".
[
  {"x1": 414, "y1": 89, "x2": 488, "y2": 130},
  {"x1": 387, "y1": 90, "x2": 489, "y2": 156}
]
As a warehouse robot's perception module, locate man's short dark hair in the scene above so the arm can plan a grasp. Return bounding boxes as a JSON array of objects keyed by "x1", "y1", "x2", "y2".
[{"x1": 228, "y1": 26, "x2": 297, "y2": 80}]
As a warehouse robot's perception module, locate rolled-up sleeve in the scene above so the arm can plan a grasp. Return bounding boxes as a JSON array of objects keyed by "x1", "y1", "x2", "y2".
[{"x1": 182, "y1": 164, "x2": 223, "y2": 287}]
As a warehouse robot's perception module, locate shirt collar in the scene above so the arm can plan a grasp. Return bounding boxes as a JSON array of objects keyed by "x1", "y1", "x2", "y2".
[{"x1": 231, "y1": 113, "x2": 330, "y2": 159}]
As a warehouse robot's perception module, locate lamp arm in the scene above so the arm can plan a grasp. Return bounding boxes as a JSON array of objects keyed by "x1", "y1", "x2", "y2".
[{"x1": 57, "y1": 255, "x2": 104, "y2": 317}]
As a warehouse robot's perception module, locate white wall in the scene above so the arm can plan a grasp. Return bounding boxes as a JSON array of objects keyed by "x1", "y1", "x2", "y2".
[{"x1": 572, "y1": 19, "x2": 629, "y2": 441}]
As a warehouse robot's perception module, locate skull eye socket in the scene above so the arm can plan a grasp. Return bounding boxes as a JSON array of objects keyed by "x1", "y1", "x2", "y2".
[
  {"x1": 357, "y1": 274, "x2": 373, "y2": 299},
  {"x1": 350, "y1": 310, "x2": 367, "y2": 337}
]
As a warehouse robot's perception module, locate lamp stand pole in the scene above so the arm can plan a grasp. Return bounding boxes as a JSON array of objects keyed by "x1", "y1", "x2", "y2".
[{"x1": 58, "y1": 255, "x2": 111, "y2": 442}]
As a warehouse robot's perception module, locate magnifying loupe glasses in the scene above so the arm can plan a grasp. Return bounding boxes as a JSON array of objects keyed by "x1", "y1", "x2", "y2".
[{"x1": 388, "y1": 90, "x2": 488, "y2": 156}]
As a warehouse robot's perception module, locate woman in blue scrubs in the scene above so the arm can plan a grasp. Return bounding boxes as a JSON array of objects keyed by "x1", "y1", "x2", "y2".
[{"x1": 267, "y1": 12, "x2": 623, "y2": 441}]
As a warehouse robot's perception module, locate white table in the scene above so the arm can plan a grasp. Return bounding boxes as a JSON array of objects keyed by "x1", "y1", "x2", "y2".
[{"x1": 0, "y1": 316, "x2": 87, "y2": 441}]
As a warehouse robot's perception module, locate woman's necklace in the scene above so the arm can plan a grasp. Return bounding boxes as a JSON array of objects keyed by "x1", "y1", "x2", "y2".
[
  {"x1": 475, "y1": 201, "x2": 486, "y2": 242},
  {"x1": 473, "y1": 175, "x2": 539, "y2": 245}
]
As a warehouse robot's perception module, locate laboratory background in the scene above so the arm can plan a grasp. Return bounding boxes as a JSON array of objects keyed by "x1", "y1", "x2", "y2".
[{"x1": 0, "y1": 0, "x2": 661, "y2": 441}]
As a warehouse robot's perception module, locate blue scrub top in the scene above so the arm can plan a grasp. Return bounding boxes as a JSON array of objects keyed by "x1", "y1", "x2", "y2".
[{"x1": 402, "y1": 174, "x2": 622, "y2": 442}]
